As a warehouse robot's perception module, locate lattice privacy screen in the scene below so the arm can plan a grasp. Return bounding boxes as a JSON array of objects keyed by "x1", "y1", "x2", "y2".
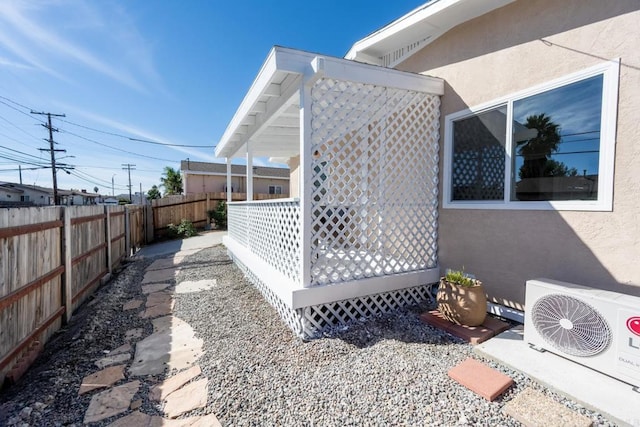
[
  {"x1": 228, "y1": 201, "x2": 300, "y2": 282},
  {"x1": 309, "y1": 78, "x2": 440, "y2": 286}
]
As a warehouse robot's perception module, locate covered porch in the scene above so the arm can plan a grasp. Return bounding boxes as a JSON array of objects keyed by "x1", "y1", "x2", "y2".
[{"x1": 215, "y1": 47, "x2": 444, "y2": 338}]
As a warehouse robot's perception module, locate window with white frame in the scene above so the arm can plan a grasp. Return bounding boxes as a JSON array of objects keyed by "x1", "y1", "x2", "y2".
[
  {"x1": 268, "y1": 185, "x2": 282, "y2": 195},
  {"x1": 443, "y1": 60, "x2": 619, "y2": 211}
]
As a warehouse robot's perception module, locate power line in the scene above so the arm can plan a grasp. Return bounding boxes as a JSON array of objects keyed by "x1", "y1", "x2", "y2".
[
  {"x1": 60, "y1": 128, "x2": 178, "y2": 162},
  {"x1": 59, "y1": 118, "x2": 213, "y2": 148},
  {"x1": 0, "y1": 95, "x2": 33, "y2": 111}
]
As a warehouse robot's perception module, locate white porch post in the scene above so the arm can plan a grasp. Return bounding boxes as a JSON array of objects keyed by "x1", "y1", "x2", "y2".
[
  {"x1": 246, "y1": 141, "x2": 253, "y2": 201},
  {"x1": 300, "y1": 83, "x2": 312, "y2": 288},
  {"x1": 226, "y1": 157, "x2": 232, "y2": 203}
]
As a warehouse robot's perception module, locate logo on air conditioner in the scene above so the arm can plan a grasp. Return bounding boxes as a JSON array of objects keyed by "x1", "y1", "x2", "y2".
[{"x1": 627, "y1": 317, "x2": 640, "y2": 337}]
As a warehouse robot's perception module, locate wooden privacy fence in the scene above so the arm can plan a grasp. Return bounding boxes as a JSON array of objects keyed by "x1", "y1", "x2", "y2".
[
  {"x1": 152, "y1": 192, "x2": 282, "y2": 237},
  {"x1": 0, "y1": 205, "x2": 145, "y2": 385}
]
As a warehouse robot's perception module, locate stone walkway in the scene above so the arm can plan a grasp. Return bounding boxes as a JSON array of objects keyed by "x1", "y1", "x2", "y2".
[{"x1": 77, "y1": 247, "x2": 221, "y2": 426}]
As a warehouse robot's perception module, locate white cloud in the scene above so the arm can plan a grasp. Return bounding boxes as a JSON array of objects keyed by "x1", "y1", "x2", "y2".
[{"x1": 0, "y1": 0, "x2": 163, "y2": 93}]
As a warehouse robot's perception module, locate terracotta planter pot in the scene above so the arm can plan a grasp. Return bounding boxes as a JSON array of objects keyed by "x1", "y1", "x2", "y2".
[{"x1": 436, "y1": 278, "x2": 487, "y2": 326}]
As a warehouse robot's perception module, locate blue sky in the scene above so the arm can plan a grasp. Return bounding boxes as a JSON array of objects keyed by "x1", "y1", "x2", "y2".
[{"x1": 0, "y1": 0, "x2": 424, "y2": 197}]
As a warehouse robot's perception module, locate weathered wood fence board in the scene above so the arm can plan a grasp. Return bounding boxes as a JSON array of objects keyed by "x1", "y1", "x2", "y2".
[
  {"x1": 67, "y1": 206, "x2": 108, "y2": 316},
  {"x1": 128, "y1": 206, "x2": 146, "y2": 254},
  {"x1": 0, "y1": 207, "x2": 64, "y2": 384},
  {"x1": 108, "y1": 207, "x2": 126, "y2": 270},
  {"x1": 0, "y1": 205, "x2": 144, "y2": 385}
]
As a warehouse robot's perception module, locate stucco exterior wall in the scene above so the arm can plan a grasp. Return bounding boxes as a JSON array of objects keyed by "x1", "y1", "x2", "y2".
[{"x1": 398, "y1": 0, "x2": 640, "y2": 308}]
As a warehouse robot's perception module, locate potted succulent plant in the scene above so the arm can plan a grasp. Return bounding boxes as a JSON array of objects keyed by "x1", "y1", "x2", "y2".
[{"x1": 436, "y1": 269, "x2": 487, "y2": 326}]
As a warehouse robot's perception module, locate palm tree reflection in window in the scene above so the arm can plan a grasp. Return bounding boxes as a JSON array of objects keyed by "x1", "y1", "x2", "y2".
[{"x1": 513, "y1": 113, "x2": 595, "y2": 201}]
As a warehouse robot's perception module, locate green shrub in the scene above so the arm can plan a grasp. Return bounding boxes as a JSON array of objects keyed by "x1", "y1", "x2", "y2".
[
  {"x1": 207, "y1": 201, "x2": 227, "y2": 230},
  {"x1": 167, "y1": 219, "x2": 197, "y2": 238}
]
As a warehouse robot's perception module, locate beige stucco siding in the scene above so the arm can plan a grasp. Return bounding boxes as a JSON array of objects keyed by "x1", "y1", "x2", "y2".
[
  {"x1": 399, "y1": 0, "x2": 640, "y2": 307},
  {"x1": 184, "y1": 172, "x2": 289, "y2": 197}
]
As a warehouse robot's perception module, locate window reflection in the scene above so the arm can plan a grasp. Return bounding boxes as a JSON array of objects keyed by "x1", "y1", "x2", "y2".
[
  {"x1": 452, "y1": 106, "x2": 507, "y2": 200},
  {"x1": 512, "y1": 76, "x2": 602, "y2": 201}
]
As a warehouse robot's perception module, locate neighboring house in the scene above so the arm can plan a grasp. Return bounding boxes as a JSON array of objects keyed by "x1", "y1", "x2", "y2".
[
  {"x1": 59, "y1": 189, "x2": 100, "y2": 206},
  {"x1": 0, "y1": 183, "x2": 53, "y2": 206},
  {"x1": 214, "y1": 0, "x2": 639, "y2": 338},
  {"x1": 0, "y1": 182, "x2": 100, "y2": 206},
  {"x1": 180, "y1": 160, "x2": 290, "y2": 197}
]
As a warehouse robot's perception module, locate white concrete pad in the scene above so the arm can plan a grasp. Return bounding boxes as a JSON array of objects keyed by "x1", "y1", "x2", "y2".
[{"x1": 475, "y1": 326, "x2": 640, "y2": 427}]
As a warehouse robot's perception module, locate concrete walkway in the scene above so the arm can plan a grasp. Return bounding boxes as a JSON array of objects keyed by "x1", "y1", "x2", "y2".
[
  {"x1": 78, "y1": 232, "x2": 225, "y2": 425},
  {"x1": 135, "y1": 231, "x2": 226, "y2": 258}
]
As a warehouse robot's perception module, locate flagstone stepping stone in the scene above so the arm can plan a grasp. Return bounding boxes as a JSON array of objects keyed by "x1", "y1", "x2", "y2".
[
  {"x1": 140, "y1": 291, "x2": 174, "y2": 319},
  {"x1": 147, "y1": 257, "x2": 181, "y2": 271},
  {"x1": 107, "y1": 411, "x2": 221, "y2": 427},
  {"x1": 109, "y1": 343, "x2": 132, "y2": 356},
  {"x1": 123, "y1": 299, "x2": 143, "y2": 311},
  {"x1": 124, "y1": 328, "x2": 144, "y2": 342},
  {"x1": 149, "y1": 365, "x2": 201, "y2": 402},
  {"x1": 151, "y1": 316, "x2": 173, "y2": 333},
  {"x1": 163, "y1": 378, "x2": 208, "y2": 418},
  {"x1": 146, "y1": 291, "x2": 173, "y2": 307},
  {"x1": 129, "y1": 316, "x2": 203, "y2": 376},
  {"x1": 95, "y1": 352, "x2": 131, "y2": 369},
  {"x1": 78, "y1": 365, "x2": 125, "y2": 395},
  {"x1": 84, "y1": 380, "x2": 140, "y2": 424},
  {"x1": 142, "y1": 283, "x2": 172, "y2": 294},
  {"x1": 175, "y1": 280, "x2": 217, "y2": 294},
  {"x1": 142, "y1": 268, "x2": 179, "y2": 284}
]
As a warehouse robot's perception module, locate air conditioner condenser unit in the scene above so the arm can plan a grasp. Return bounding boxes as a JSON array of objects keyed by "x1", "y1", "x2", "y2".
[{"x1": 525, "y1": 279, "x2": 640, "y2": 388}]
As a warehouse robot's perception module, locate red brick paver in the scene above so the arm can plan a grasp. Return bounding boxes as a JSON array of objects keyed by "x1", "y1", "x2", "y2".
[{"x1": 448, "y1": 358, "x2": 514, "y2": 401}]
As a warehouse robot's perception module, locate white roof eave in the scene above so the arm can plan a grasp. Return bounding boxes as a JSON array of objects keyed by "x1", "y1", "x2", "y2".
[
  {"x1": 345, "y1": 0, "x2": 517, "y2": 64},
  {"x1": 215, "y1": 46, "x2": 445, "y2": 159}
]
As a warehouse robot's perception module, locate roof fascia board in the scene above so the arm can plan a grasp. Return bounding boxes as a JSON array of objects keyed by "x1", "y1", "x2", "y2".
[{"x1": 318, "y1": 55, "x2": 444, "y2": 95}]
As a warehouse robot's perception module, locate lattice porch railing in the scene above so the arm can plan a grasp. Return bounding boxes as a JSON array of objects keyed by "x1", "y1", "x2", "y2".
[{"x1": 227, "y1": 200, "x2": 301, "y2": 282}]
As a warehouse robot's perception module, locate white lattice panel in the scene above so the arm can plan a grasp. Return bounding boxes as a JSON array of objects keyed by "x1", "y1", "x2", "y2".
[
  {"x1": 300, "y1": 284, "x2": 435, "y2": 338},
  {"x1": 228, "y1": 201, "x2": 300, "y2": 282},
  {"x1": 227, "y1": 203, "x2": 248, "y2": 247},
  {"x1": 309, "y1": 78, "x2": 440, "y2": 286}
]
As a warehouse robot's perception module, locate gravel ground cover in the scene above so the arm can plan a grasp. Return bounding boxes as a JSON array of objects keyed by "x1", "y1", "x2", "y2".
[{"x1": 0, "y1": 243, "x2": 617, "y2": 426}]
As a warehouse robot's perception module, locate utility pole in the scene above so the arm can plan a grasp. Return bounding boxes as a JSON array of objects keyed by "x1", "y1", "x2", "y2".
[
  {"x1": 122, "y1": 163, "x2": 136, "y2": 203},
  {"x1": 31, "y1": 111, "x2": 66, "y2": 205},
  {"x1": 18, "y1": 165, "x2": 22, "y2": 184}
]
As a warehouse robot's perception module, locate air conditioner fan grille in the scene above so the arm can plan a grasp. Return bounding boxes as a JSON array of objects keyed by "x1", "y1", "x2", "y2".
[{"x1": 531, "y1": 294, "x2": 611, "y2": 357}]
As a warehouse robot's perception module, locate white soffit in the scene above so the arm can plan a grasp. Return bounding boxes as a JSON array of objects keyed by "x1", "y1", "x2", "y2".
[
  {"x1": 345, "y1": 0, "x2": 516, "y2": 67},
  {"x1": 215, "y1": 46, "x2": 444, "y2": 159}
]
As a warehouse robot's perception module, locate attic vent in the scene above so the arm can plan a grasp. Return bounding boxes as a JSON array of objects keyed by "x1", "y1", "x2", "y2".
[{"x1": 531, "y1": 294, "x2": 612, "y2": 357}]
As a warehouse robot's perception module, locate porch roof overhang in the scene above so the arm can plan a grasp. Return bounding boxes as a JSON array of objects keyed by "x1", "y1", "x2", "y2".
[
  {"x1": 344, "y1": 0, "x2": 516, "y2": 67},
  {"x1": 214, "y1": 46, "x2": 444, "y2": 159}
]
